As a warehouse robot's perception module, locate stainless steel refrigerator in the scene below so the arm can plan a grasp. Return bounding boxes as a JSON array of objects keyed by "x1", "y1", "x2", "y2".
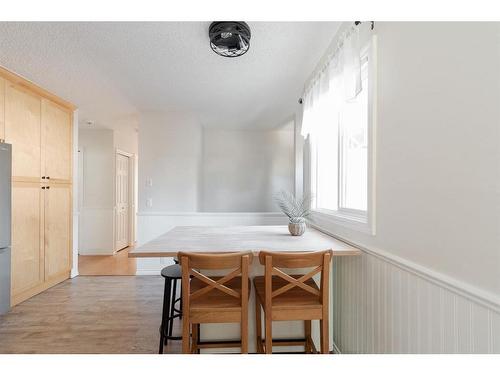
[{"x1": 0, "y1": 143, "x2": 11, "y2": 314}]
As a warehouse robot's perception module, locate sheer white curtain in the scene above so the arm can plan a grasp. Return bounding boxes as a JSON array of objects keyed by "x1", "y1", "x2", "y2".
[{"x1": 301, "y1": 26, "x2": 362, "y2": 138}]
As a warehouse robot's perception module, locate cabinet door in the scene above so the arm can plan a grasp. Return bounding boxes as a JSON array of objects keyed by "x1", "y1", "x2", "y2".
[
  {"x1": 42, "y1": 99, "x2": 72, "y2": 183},
  {"x1": 11, "y1": 182, "x2": 43, "y2": 296},
  {"x1": 0, "y1": 77, "x2": 5, "y2": 141},
  {"x1": 4, "y1": 83, "x2": 41, "y2": 180},
  {"x1": 44, "y1": 183, "x2": 71, "y2": 281}
]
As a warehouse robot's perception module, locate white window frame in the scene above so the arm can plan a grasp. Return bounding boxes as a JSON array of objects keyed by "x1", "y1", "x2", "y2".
[{"x1": 308, "y1": 35, "x2": 377, "y2": 235}]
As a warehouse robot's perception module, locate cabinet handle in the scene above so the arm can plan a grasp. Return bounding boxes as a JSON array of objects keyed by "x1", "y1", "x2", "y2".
[
  {"x1": 46, "y1": 186, "x2": 50, "y2": 190},
  {"x1": 42, "y1": 176, "x2": 46, "y2": 179},
  {"x1": 46, "y1": 176, "x2": 50, "y2": 180},
  {"x1": 42, "y1": 186, "x2": 46, "y2": 190}
]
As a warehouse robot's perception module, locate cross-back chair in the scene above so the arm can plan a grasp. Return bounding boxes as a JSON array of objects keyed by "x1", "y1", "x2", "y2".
[
  {"x1": 178, "y1": 251, "x2": 253, "y2": 354},
  {"x1": 253, "y1": 250, "x2": 333, "y2": 354}
]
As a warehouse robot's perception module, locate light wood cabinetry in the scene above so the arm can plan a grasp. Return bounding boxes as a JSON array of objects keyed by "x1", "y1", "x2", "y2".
[
  {"x1": 4, "y1": 83, "x2": 41, "y2": 180},
  {"x1": 11, "y1": 182, "x2": 43, "y2": 297},
  {"x1": 42, "y1": 99, "x2": 72, "y2": 183},
  {"x1": 44, "y1": 183, "x2": 72, "y2": 281},
  {"x1": 0, "y1": 66, "x2": 75, "y2": 306}
]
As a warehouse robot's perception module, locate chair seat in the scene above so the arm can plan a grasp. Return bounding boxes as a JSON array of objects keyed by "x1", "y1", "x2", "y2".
[
  {"x1": 190, "y1": 276, "x2": 251, "y2": 311},
  {"x1": 161, "y1": 264, "x2": 182, "y2": 279},
  {"x1": 253, "y1": 275, "x2": 322, "y2": 310}
]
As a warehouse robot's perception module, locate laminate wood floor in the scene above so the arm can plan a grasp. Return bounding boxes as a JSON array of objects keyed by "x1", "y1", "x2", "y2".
[
  {"x1": 0, "y1": 276, "x2": 181, "y2": 354},
  {"x1": 79, "y1": 247, "x2": 137, "y2": 276}
]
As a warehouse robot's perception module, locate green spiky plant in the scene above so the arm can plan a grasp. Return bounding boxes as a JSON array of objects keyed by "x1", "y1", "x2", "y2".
[{"x1": 274, "y1": 190, "x2": 313, "y2": 224}]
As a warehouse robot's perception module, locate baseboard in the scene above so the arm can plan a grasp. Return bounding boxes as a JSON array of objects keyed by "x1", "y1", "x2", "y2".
[
  {"x1": 331, "y1": 341, "x2": 342, "y2": 354},
  {"x1": 78, "y1": 250, "x2": 115, "y2": 256},
  {"x1": 135, "y1": 270, "x2": 162, "y2": 276}
]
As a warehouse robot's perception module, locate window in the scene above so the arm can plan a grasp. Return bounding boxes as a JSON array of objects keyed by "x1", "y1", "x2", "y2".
[{"x1": 308, "y1": 43, "x2": 375, "y2": 233}]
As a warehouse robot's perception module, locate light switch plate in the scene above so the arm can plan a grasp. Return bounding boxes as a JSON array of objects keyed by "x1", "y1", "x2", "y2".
[
  {"x1": 146, "y1": 198, "x2": 153, "y2": 208},
  {"x1": 146, "y1": 178, "x2": 153, "y2": 187}
]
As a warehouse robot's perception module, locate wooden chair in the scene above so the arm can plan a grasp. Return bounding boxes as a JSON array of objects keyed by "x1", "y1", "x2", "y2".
[
  {"x1": 253, "y1": 250, "x2": 333, "y2": 354},
  {"x1": 178, "y1": 251, "x2": 253, "y2": 354}
]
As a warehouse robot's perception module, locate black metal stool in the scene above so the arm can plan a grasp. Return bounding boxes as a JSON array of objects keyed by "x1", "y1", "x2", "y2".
[{"x1": 159, "y1": 263, "x2": 183, "y2": 354}]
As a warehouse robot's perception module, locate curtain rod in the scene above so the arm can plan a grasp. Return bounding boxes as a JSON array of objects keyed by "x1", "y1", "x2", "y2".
[{"x1": 298, "y1": 20, "x2": 375, "y2": 104}]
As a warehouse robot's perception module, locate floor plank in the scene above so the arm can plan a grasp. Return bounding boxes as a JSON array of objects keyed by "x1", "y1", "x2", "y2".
[
  {"x1": 0, "y1": 276, "x2": 181, "y2": 354},
  {"x1": 78, "y1": 247, "x2": 137, "y2": 276}
]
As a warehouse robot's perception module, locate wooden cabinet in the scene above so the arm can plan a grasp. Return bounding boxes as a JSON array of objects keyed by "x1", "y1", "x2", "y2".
[
  {"x1": 44, "y1": 183, "x2": 72, "y2": 281},
  {"x1": 0, "y1": 66, "x2": 75, "y2": 306},
  {"x1": 42, "y1": 99, "x2": 72, "y2": 183},
  {"x1": 11, "y1": 182, "x2": 43, "y2": 298},
  {"x1": 4, "y1": 83, "x2": 42, "y2": 180}
]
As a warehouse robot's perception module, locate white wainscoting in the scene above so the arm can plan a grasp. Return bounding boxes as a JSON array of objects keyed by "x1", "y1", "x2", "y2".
[
  {"x1": 327, "y1": 231, "x2": 500, "y2": 354},
  {"x1": 136, "y1": 212, "x2": 288, "y2": 275},
  {"x1": 78, "y1": 207, "x2": 115, "y2": 255}
]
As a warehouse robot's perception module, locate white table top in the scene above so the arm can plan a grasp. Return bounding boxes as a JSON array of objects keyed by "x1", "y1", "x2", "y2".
[{"x1": 129, "y1": 225, "x2": 361, "y2": 258}]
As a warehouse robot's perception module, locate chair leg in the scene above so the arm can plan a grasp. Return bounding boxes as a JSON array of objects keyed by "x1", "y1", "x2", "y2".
[
  {"x1": 182, "y1": 314, "x2": 190, "y2": 353},
  {"x1": 304, "y1": 320, "x2": 312, "y2": 353},
  {"x1": 192, "y1": 324, "x2": 199, "y2": 354},
  {"x1": 264, "y1": 310, "x2": 272, "y2": 354},
  {"x1": 241, "y1": 313, "x2": 248, "y2": 354},
  {"x1": 159, "y1": 278, "x2": 171, "y2": 354},
  {"x1": 255, "y1": 301, "x2": 262, "y2": 353},
  {"x1": 320, "y1": 319, "x2": 329, "y2": 354},
  {"x1": 197, "y1": 324, "x2": 201, "y2": 353}
]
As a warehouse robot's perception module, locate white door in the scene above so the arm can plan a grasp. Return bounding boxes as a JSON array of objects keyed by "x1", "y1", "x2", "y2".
[{"x1": 115, "y1": 153, "x2": 129, "y2": 251}]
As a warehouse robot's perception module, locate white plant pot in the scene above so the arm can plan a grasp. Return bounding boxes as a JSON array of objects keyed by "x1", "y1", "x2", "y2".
[{"x1": 288, "y1": 222, "x2": 306, "y2": 236}]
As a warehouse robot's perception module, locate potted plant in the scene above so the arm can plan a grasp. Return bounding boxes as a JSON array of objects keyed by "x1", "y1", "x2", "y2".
[{"x1": 274, "y1": 190, "x2": 312, "y2": 236}]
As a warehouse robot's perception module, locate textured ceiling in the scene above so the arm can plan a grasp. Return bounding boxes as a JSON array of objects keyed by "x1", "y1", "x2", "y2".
[{"x1": 0, "y1": 22, "x2": 340, "y2": 130}]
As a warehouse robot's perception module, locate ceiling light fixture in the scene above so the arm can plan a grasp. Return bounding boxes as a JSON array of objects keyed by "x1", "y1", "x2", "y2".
[{"x1": 209, "y1": 22, "x2": 251, "y2": 58}]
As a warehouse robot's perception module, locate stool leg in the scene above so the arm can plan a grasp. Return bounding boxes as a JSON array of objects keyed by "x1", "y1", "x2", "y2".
[
  {"x1": 159, "y1": 278, "x2": 171, "y2": 353},
  {"x1": 169, "y1": 279, "x2": 177, "y2": 337}
]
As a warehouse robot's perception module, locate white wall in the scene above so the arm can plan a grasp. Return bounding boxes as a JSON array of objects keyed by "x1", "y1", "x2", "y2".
[
  {"x1": 78, "y1": 128, "x2": 115, "y2": 255},
  {"x1": 78, "y1": 127, "x2": 138, "y2": 254},
  {"x1": 139, "y1": 112, "x2": 202, "y2": 212},
  {"x1": 201, "y1": 124, "x2": 294, "y2": 212},
  {"x1": 114, "y1": 128, "x2": 138, "y2": 154},
  {"x1": 301, "y1": 22, "x2": 500, "y2": 353}
]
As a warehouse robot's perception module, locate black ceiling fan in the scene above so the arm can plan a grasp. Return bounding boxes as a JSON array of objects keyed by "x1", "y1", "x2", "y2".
[{"x1": 209, "y1": 22, "x2": 251, "y2": 58}]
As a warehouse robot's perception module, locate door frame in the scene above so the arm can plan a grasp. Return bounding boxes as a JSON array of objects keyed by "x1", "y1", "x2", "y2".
[{"x1": 113, "y1": 149, "x2": 136, "y2": 253}]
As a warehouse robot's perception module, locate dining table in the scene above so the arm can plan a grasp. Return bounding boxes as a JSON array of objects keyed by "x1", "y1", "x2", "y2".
[{"x1": 129, "y1": 225, "x2": 362, "y2": 353}]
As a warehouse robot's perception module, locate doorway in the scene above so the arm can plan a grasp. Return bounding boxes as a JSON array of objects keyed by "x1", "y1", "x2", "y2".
[{"x1": 115, "y1": 150, "x2": 133, "y2": 252}]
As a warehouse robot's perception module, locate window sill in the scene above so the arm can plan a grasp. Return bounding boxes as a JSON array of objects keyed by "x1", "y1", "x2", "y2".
[{"x1": 310, "y1": 209, "x2": 375, "y2": 235}]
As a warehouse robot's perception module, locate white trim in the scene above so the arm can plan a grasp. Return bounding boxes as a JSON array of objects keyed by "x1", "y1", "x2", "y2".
[
  {"x1": 135, "y1": 270, "x2": 162, "y2": 276},
  {"x1": 310, "y1": 223, "x2": 500, "y2": 313},
  {"x1": 115, "y1": 148, "x2": 133, "y2": 158},
  {"x1": 308, "y1": 35, "x2": 377, "y2": 236},
  {"x1": 311, "y1": 209, "x2": 373, "y2": 235},
  {"x1": 137, "y1": 211, "x2": 284, "y2": 217}
]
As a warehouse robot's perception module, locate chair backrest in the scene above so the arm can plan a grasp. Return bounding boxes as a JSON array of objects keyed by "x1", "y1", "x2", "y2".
[
  {"x1": 258, "y1": 250, "x2": 333, "y2": 304},
  {"x1": 178, "y1": 251, "x2": 253, "y2": 304}
]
